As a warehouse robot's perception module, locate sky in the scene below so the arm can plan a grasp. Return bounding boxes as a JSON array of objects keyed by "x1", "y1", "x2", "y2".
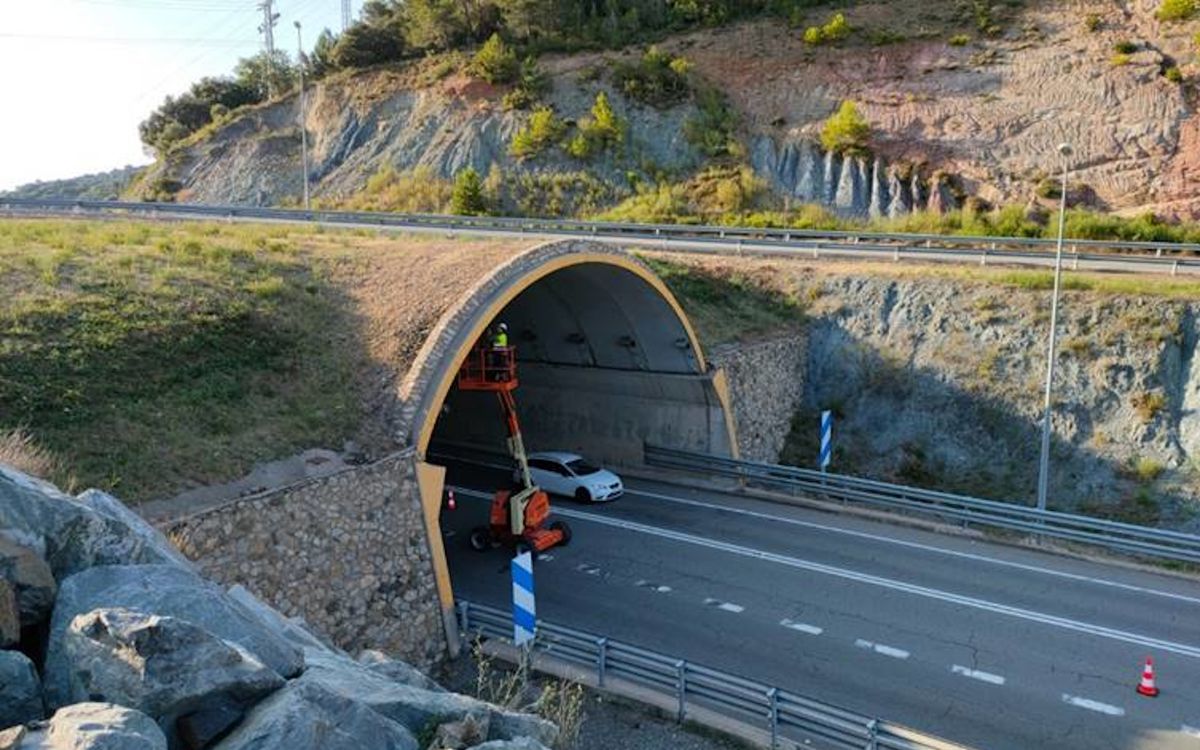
[{"x1": 0, "y1": 0, "x2": 352, "y2": 192}]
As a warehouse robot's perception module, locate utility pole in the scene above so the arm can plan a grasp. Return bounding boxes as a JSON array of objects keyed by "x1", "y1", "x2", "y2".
[
  {"x1": 295, "y1": 20, "x2": 311, "y2": 211},
  {"x1": 257, "y1": 0, "x2": 280, "y2": 97},
  {"x1": 341, "y1": 0, "x2": 352, "y2": 31},
  {"x1": 1035, "y1": 142, "x2": 1073, "y2": 515}
]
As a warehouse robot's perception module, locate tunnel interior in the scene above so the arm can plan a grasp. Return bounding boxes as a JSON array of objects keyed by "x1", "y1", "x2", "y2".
[{"x1": 428, "y1": 261, "x2": 735, "y2": 468}]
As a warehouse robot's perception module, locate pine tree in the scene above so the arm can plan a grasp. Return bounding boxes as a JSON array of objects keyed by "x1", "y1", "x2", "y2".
[{"x1": 451, "y1": 167, "x2": 488, "y2": 215}]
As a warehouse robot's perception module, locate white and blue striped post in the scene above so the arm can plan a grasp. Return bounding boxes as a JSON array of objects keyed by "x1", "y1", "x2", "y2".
[
  {"x1": 819, "y1": 410, "x2": 833, "y2": 473},
  {"x1": 511, "y1": 550, "x2": 536, "y2": 646}
]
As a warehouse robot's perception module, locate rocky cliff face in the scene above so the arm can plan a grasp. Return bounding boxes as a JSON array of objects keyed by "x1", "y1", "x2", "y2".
[
  {"x1": 140, "y1": 0, "x2": 1199, "y2": 218},
  {"x1": 653, "y1": 253, "x2": 1200, "y2": 530}
]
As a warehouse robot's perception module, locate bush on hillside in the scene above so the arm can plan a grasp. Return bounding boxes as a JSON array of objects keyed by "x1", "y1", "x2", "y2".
[
  {"x1": 469, "y1": 33, "x2": 519, "y2": 84},
  {"x1": 502, "y1": 56, "x2": 550, "y2": 110},
  {"x1": 612, "y1": 47, "x2": 692, "y2": 107},
  {"x1": 139, "y1": 76, "x2": 261, "y2": 154},
  {"x1": 1156, "y1": 0, "x2": 1197, "y2": 21},
  {"x1": 820, "y1": 100, "x2": 870, "y2": 156},
  {"x1": 803, "y1": 12, "x2": 850, "y2": 45},
  {"x1": 510, "y1": 107, "x2": 567, "y2": 158},
  {"x1": 331, "y1": 22, "x2": 406, "y2": 68},
  {"x1": 451, "y1": 167, "x2": 489, "y2": 215},
  {"x1": 566, "y1": 92, "x2": 626, "y2": 160},
  {"x1": 684, "y1": 87, "x2": 740, "y2": 157},
  {"x1": 1113, "y1": 40, "x2": 1138, "y2": 54}
]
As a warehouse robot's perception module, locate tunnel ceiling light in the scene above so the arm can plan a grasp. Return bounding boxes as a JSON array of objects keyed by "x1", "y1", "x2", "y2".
[
  {"x1": 566, "y1": 332, "x2": 586, "y2": 344},
  {"x1": 618, "y1": 335, "x2": 637, "y2": 348}
]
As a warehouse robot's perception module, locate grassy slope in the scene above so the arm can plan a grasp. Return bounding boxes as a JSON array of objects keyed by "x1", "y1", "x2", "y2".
[{"x1": 0, "y1": 219, "x2": 367, "y2": 501}]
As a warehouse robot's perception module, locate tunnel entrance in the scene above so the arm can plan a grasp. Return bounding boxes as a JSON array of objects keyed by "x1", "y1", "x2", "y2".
[{"x1": 427, "y1": 260, "x2": 735, "y2": 467}]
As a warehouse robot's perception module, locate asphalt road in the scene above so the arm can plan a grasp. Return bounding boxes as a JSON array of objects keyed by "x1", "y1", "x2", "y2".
[{"x1": 438, "y1": 461, "x2": 1200, "y2": 750}]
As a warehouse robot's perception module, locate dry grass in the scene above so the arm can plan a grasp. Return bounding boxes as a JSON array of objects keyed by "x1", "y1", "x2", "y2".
[{"x1": 0, "y1": 428, "x2": 61, "y2": 481}]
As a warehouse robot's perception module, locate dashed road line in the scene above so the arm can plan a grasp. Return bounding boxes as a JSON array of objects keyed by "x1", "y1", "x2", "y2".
[
  {"x1": 538, "y1": 554, "x2": 554, "y2": 562},
  {"x1": 635, "y1": 580, "x2": 672, "y2": 593},
  {"x1": 854, "y1": 639, "x2": 910, "y2": 660},
  {"x1": 576, "y1": 563, "x2": 601, "y2": 575},
  {"x1": 1061, "y1": 695, "x2": 1125, "y2": 717},
  {"x1": 780, "y1": 619, "x2": 823, "y2": 635},
  {"x1": 443, "y1": 529, "x2": 457, "y2": 538},
  {"x1": 704, "y1": 598, "x2": 745, "y2": 613},
  {"x1": 950, "y1": 665, "x2": 1006, "y2": 685}
]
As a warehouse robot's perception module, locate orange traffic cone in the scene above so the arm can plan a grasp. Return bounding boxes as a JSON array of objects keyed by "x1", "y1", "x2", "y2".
[
  {"x1": 447, "y1": 489, "x2": 457, "y2": 511},
  {"x1": 1136, "y1": 657, "x2": 1159, "y2": 697}
]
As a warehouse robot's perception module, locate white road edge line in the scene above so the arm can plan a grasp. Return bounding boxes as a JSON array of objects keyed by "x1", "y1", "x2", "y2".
[
  {"x1": 780, "y1": 619, "x2": 823, "y2": 635},
  {"x1": 1062, "y1": 694, "x2": 1125, "y2": 716},
  {"x1": 540, "y1": 502, "x2": 1200, "y2": 660},
  {"x1": 629, "y1": 489, "x2": 1200, "y2": 608},
  {"x1": 855, "y1": 639, "x2": 910, "y2": 660},
  {"x1": 950, "y1": 665, "x2": 1006, "y2": 685}
]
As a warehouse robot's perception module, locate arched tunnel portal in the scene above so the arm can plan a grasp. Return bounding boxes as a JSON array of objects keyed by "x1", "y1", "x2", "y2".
[{"x1": 397, "y1": 241, "x2": 739, "y2": 645}]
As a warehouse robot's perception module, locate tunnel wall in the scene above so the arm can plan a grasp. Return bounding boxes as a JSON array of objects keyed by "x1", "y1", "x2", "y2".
[{"x1": 434, "y1": 363, "x2": 735, "y2": 466}]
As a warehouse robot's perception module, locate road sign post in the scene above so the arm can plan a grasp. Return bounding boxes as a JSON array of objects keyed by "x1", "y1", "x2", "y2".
[
  {"x1": 511, "y1": 550, "x2": 536, "y2": 646},
  {"x1": 819, "y1": 410, "x2": 833, "y2": 473}
]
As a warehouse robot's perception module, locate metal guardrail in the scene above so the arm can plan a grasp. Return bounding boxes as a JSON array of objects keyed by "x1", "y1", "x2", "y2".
[
  {"x1": 3, "y1": 198, "x2": 1199, "y2": 275},
  {"x1": 644, "y1": 445, "x2": 1200, "y2": 565},
  {"x1": 457, "y1": 599, "x2": 971, "y2": 750}
]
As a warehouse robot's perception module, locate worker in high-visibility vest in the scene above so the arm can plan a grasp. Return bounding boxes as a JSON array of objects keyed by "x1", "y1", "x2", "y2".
[{"x1": 489, "y1": 323, "x2": 509, "y2": 380}]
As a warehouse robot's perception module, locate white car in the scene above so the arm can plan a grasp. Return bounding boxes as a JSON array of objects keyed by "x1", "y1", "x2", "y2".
[{"x1": 516, "y1": 452, "x2": 623, "y2": 503}]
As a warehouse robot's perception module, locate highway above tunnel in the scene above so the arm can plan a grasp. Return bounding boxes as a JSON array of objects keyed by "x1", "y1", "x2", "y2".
[{"x1": 438, "y1": 459, "x2": 1200, "y2": 750}]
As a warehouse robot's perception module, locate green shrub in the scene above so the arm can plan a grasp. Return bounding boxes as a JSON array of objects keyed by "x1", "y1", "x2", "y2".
[
  {"x1": 451, "y1": 167, "x2": 489, "y2": 215},
  {"x1": 1133, "y1": 391, "x2": 1167, "y2": 422},
  {"x1": 1110, "y1": 53, "x2": 1132, "y2": 66},
  {"x1": 469, "y1": 33, "x2": 519, "y2": 84},
  {"x1": 510, "y1": 107, "x2": 567, "y2": 159},
  {"x1": 804, "y1": 12, "x2": 850, "y2": 45},
  {"x1": 1084, "y1": 13, "x2": 1102, "y2": 31},
  {"x1": 612, "y1": 46, "x2": 692, "y2": 107},
  {"x1": 502, "y1": 56, "x2": 550, "y2": 111},
  {"x1": 949, "y1": 34, "x2": 971, "y2": 46},
  {"x1": 1156, "y1": 0, "x2": 1197, "y2": 21},
  {"x1": 820, "y1": 100, "x2": 870, "y2": 156},
  {"x1": 1134, "y1": 457, "x2": 1166, "y2": 482},
  {"x1": 1113, "y1": 40, "x2": 1138, "y2": 54},
  {"x1": 567, "y1": 92, "x2": 626, "y2": 160},
  {"x1": 1165, "y1": 66, "x2": 1184, "y2": 83},
  {"x1": 1035, "y1": 177, "x2": 1062, "y2": 199},
  {"x1": 684, "y1": 87, "x2": 740, "y2": 157},
  {"x1": 328, "y1": 165, "x2": 452, "y2": 213}
]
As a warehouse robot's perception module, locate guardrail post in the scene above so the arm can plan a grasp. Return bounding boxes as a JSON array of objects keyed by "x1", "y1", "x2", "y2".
[
  {"x1": 980, "y1": 250, "x2": 987, "y2": 266},
  {"x1": 893, "y1": 247, "x2": 900, "y2": 262},
  {"x1": 767, "y1": 688, "x2": 779, "y2": 749},
  {"x1": 1172, "y1": 261, "x2": 1179, "y2": 276},
  {"x1": 1072, "y1": 254, "x2": 1079, "y2": 271},
  {"x1": 596, "y1": 638, "x2": 608, "y2": 687},
  {"x1": 866, "y1": 719, "x2": 879, "y2": 750},
  {"x1": 676, "y1": 660, "x2": 687, "y2": 722},
  {"x1": 457, "y1": 601, "x2": 470, "y2": 642}
]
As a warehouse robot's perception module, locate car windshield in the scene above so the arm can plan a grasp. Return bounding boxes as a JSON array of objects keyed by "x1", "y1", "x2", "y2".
[{"x1": 565, "y1": 459, "x2": 601, "y2": 476}]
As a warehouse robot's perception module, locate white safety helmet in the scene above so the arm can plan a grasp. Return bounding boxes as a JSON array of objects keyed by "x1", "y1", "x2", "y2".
[{"x1": 498, "y1": 323, "x2": 508, "y2": 331}]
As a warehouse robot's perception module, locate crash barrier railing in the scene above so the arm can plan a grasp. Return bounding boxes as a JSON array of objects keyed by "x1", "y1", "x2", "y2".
[
  {"x1": 457, "y1": 599, "x2": 971, "y2": 750},
  {"x1": 644, "y1": 445, "x2": 1200, "y2": 565},
  {"x1": 3, "y1": 198, "x2": 1199, "y2": 275}
]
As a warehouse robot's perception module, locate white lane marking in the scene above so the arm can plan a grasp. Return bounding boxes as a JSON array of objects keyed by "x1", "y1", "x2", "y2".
[
  {"x1": 855, "y1": 639, "x2": 910, "y2": 659},
  {"x1": 1062, "y1": 694, "x2": 1125, "y2": 716},
  {"x1": 635, "y1": 580, "x2": 672, "y2": 593},
  {"x1": 780, "y1": 618, "x2": 823, "y2": 635},
  {"x1": 704, "y1": 598, "x2": 745, "y2": 613},
  {"x1": 576, "y1": 563, "x2": 601, "y2": 575},
  {"x1": 1181, "y1": 725, "x2": 1200, "y2": 738},
  {"x1": 630, "y1": 488, "x2": 1200, "y2": 608},
  {"x1": 950, "y1": 665, "x2": 1006, "y2": 685},
  {"x1": 539, "y1": 554, "x2": 554, "y2": 562},
  {"x1": 443, "y1": 529, "x2": 457, "y2": 538},
  {"x1": 545, "y1": 505, "x2": 1200, "y2": 660}
]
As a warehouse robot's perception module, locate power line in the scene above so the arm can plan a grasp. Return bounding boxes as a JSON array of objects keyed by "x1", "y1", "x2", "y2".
[{"x1": 0, "y1": 32, "x2": 256, "y2": 46}]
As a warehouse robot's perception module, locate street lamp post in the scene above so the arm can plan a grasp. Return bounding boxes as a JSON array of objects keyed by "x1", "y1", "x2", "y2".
[
  {"x1": 1035, "y1": 143, "x2": 1073, "y2": 513},
  {"x1": 294, "y1": 21, "x2": 310, "y2": 211}
]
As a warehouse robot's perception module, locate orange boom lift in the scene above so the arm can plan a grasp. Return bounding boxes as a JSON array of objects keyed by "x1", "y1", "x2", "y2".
[{"x1": 459, "y1": 343, "x2": 571, "y2": 554}]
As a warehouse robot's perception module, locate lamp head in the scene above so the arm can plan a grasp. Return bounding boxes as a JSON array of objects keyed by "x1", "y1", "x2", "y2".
[{"x1": 294, "y1": 20, "x2": 301, "y2": 29}]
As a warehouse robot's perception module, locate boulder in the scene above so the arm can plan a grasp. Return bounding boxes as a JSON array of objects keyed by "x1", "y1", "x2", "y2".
[
  {"x1": 59, "y1": 608, "x2": 284, "y2": 739},
  {"x1": 210, "y1": 682, "x2": 417, "y2": 750},
  {"x1": 18, "y1": 703, "x2": 166, "y2": 750},
  {"x1": 465, "y1": 740, "x2": 550, "y2": 750},
  {"x1": 0, "y1": 650, "x2": 44, "y2": 727},
  {"x1": 0, "y1": 581, "x2": 18, "y2": 647},
  {"x1": 426, "y1": 713, "x2": 488, "y2": 750},
  {"x1": 299, "y1": 649, "x2": 556, "y2": 747},
  {"x1": 0, "y1": 532, "x2": 57, "y2": 627},
  {"x1": 357, "y1": 650, "x2": 445, "y2": 692},
  {"x1": 46, "y1": 566, "x2": 303, "y2": 709},
  {"x1": 74, "y1": 490, "x2": 193, "y2": 572},
  {"x1": 224, "y1": 586, "x2": 331, "y2": 653},
  {"x1": 0, "y1": 468, "x2": 180, "y2": 580}
]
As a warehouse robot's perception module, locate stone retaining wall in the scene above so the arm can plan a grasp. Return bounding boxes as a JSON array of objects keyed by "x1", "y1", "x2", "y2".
[
  {"x1": 161, "y1": 450, "x2": 446, "y2": 671},
  {"x1": 710, "y1": 332, "x2": 807, "y2": 463}
]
